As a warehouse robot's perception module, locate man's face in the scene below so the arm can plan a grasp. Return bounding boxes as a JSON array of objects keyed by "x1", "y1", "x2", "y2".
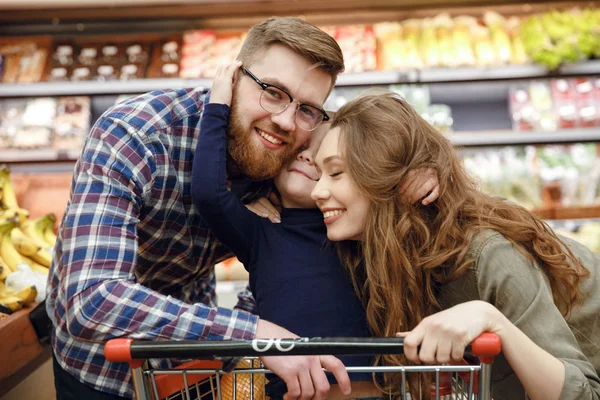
[{"x1": 228, "y1": 44, "x2": 332, "y2": 181}]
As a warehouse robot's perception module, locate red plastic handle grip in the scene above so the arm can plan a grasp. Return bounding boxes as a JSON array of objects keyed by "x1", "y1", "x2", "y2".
[
  {"x1": 470, "y1": 332, "x2": 501, "y2": 364},
  {"x1": 104, "y1": 338, "x2": 134, "y2": 363}
]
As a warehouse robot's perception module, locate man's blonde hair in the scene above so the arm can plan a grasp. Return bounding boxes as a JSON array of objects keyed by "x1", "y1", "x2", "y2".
[{"x1": 237, "y1": 17, "x2": 345, "y2": 86}]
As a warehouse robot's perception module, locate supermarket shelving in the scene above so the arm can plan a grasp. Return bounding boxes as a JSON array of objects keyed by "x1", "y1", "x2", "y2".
[{"x1": 1, "y1": 61, "x2": 598, "y2": 98}]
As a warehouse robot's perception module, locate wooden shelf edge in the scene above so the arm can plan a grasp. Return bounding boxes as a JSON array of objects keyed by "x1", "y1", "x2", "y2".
[
  {"x1": 533, "y1": 205, "x2": 600, "y2": 220},
  {"x1": 0, "y1": 304, "x2": 50, "y2": 398}
]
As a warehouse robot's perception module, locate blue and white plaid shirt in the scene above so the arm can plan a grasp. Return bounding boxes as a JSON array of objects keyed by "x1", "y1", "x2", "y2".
[{"x1": 46, "y1": 88, "x2": 258, "y2": 398}]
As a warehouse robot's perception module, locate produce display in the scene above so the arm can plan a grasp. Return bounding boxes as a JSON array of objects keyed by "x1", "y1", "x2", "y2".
[
  {"x1": 520, "y1": 8, "x2": 600, "y2": 70},
  {"x1": 509, "y1": 77, "x2": 600, "y2": 131},
  {"x1": 1, "y1": 6, "x2": 598, "y2": 83},
  {"x1": 463, "y1": 143, "x2": 600, "y2": 209},
  {"x1": 0, "y1": 165, "x2": 55, "y2": 315}
]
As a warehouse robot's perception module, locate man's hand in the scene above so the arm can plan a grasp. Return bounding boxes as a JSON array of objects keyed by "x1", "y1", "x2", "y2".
[
  {"x1": 255, "y1": 319, "x2": 351, "y2": 400},
  {"x1": 210, "y1": 60, "x2": 242, "y2": 106},
  {"x1": 399, "y1": 168, "x2": 440, "y2": 205},
  {"x1": 245, "y1": 197, "x2": 281, "y2": 223}
]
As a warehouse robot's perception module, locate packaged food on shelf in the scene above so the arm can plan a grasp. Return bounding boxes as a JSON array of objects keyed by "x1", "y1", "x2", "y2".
[
  {"x1": 463, "y1": 146, "x2": 544, "y2": 209},
  {"x1": 551, "y1": 79, "x2": 578, "y2": 129},
  {"x1": 334, "y1": 25, "x2": 377, "y2": 73},
  {"x1": 70, "y1": 64, "x2": 93, "y2": 82},
  {"x1": 93, "y1": 64, "x2": 119, "y2": 81},
  {"x1": 124, "y1": 42, "x2": 151, "y2": 64},
  {"x1": 51, "y1": 42, "x2": 76, "y2": 67},
  {"x1": 420, "y1": 18, "x2": 440, "y2": 68},
  {"x1": 0, "y1": 37, "x2": 50, "y2": 83},
  {"x1": 472, "y1": 25, "x2": 498, "y2": 67},
  {"x1": 529, "y1": 81, "x2": 557, "y2": 131},
  {"x1": 100, "y1": 43, "x2": 124, "y2": 65},
  {"x1": 53, "y1": 96, "x2": 91, "y2": 150},
  {"x1": 0, "y1": 96, "x2": 91, "y2": 152},
  {"x1": 119, "y1": 63, "x2": 146, "y2": 80},
  {"x1": 0, "y1": 100, "x2": 28, "y2": 149},
  {"x1": 573, "y1": 78, "x2": 599, "y2": 128},
  {"x1": 373, "y1": 22, "x2": 404, "y2": 70},
  {"x1": 433, "y1": 14, "x2": 456, "y2": 68},
  {"x1": 452, "y1": 16, "x2": 477, "y2": 66},
  {"x1": 147, "y1": 36, "x2": 182, "y2": 78},
  {"x1": 483, "y1": 11, "x2": 513, "y2": 65},
  {"x1": 506, "y1": 16, "x2": 529, "y2": 64},
  {"x1": 180, "y1": 30, "x2": 243, "y2": 78},
  {"x1": 47, "y1": 65, "x2": 71, "y2": 82},
  {"x1": 13, "y1": 98, "x2": 56, "y2": 149},
  {"x1": 76, "y1": 44, "x2": 100, "y2": 67},
  {"x1": 401, "y1": 19, "x2": 424, "y2": 69}
]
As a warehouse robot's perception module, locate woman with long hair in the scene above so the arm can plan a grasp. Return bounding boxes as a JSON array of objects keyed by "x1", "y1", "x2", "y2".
[{"x1": 311, "y1": 92, "x2": 600, "y2": 400}]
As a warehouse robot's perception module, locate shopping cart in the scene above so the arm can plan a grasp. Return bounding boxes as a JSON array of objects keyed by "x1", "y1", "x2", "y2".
[{"x1": 104, "y1": 333, "x2": 501, "y2": 400}]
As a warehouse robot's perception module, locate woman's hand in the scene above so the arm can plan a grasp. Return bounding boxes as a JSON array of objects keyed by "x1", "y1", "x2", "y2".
[
  {"x1": 209, "y1": 60, "x2": 242, "y2": 106},
  {"x1": 397, "y1": 301, "x2": 506, "y2": 364},
  {"x1": 245, "y1": 197, "x2": 281, "y2": 223},
  {"x1": 399, "y1": 168, "x2": 440, "y2": 205}
]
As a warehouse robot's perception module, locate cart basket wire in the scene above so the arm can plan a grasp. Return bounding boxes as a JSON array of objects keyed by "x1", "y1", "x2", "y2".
[{"x1": 105, "y1": 333, "x2": 501, "y2": 400}]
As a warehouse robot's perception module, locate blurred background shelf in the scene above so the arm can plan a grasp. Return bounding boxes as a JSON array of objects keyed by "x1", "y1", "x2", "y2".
[
  {"x1": 451, "y1": 128, "x2": 600, "y2": 147},
  {"x1": 1, "y1": 61, "x2": 598, "y2": 98}
]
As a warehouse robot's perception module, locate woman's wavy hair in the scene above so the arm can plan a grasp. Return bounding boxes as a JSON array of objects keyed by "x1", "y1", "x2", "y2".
[{"x1": 331, "y1": 92, "x2": 590, "y2": 398}]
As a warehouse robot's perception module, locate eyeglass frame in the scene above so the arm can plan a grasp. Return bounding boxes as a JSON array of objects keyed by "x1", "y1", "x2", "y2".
[{"x1": 241, "y1": 66, "x2": 330, "y2": 131}]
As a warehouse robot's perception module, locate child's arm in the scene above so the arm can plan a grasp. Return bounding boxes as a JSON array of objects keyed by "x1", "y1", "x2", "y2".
[{"x1": 191, "y1": 63, "x2": 261, "y2": 266}]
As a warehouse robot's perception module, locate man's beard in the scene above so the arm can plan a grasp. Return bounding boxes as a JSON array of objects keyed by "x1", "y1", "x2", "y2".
[{"x1": 227, "y1": 98, "x2": 297, "y2": 181}]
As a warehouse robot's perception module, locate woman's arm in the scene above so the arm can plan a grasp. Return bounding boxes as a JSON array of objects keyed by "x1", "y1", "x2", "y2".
[
  {"x1": 190, "y1": 66, "x2": 261, "y2": 266},
  {"x1": 399, "y1": 235, "x2": 600, "y2": 400}
]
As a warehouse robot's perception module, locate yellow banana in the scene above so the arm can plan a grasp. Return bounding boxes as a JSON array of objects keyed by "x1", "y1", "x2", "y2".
[
  {"x1": 0, "y1": 281, "x2": 14, "y2": 297},
  {"x1": 21, "y1": 256, "x2": 50, "y2": 275},
  {"x1": 0, "y1": 223, "x2": 25, "y2": 272},
  {"x1": 44, "y1": 227, "x2": 57, "y2": 246},
  {"x1": 0, "y1": 166, "x2": 19, "y2": 210},
  {"x1": 20, "y1": 219, "x2": 50, "y2": 249},
  {"x1": 29, "y1": 247, "x2": 52, "y2": 267},
  {"x1": 0, "y1": 264, "x2": 9, "y2": 281},
  {"x1": 0, "y1": 295, "x2": 24, "y2": 314},
  {"x1": 14, "y1": 285, "x2": 37, "y2": 305},
  {"x1": 10, "y1": 227, "x2": 40, "y2": 257}
]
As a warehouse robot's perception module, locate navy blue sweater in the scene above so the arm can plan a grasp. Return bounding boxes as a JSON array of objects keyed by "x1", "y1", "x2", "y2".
[{"x1": 191, "y1": 103, "x2": 373, "y2": 395}]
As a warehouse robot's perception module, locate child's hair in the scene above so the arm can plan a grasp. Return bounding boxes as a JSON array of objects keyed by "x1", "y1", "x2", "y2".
[
  {"x1": 237, "y1": 17, "x2": 344, "y2": 87},
  {"x1": 332, "y1": 92, "x2": 590, "y2": 398}
]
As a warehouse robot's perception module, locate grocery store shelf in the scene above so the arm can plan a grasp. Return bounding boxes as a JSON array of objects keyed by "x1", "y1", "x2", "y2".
[
  {"x1": 534, "y1": 205, "x2": 600, "y2": 221},
  {"x1": 0, "y1": 148, "x2": 81, "y2": 163},
  {"x1": 337, "y1": 69, "x2": 418, "y2": 86},
  {"x1": 451, "y1": 128, "x2": 600, "y2": 147},
  {"x1": 0, "y1": 78, "x2": 212, "y2": 97},
  {"x1": 2, "y1": 61, "x2": 599, "y2": 98},
  {"x1": 419, "y1": 60, "x2": 600, "y2": 83}
]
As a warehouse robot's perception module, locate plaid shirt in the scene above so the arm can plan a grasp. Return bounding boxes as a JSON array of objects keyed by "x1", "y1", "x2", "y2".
[{"x1": 46, "y1": 88, "x2": 259, "y2": 398}]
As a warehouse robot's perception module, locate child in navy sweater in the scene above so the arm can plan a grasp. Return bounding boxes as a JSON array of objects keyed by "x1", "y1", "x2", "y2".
[{"x1": 191, "y1": 61, "x2": 438, "y2": 399}]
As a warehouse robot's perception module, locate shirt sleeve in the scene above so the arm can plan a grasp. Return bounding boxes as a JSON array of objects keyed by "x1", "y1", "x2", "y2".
[
  {"x1": 191, "y1": 103, "x2": 263, "y2": 266},
  {"x1": 60, "y1": 116, "x2": 258, "y2": 344},
  {"x1": 234, "y1": 284, "x2": 258, "y2": 315},
  {"x1": 476, "y1": 235, "x2": 600, "y2": 400}
]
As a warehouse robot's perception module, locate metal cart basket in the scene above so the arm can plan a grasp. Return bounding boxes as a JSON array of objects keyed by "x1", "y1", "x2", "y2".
[{"x1": 104, "y1": 333, "x2": 501, "y2": 400}]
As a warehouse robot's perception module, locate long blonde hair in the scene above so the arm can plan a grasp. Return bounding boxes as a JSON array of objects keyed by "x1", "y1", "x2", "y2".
[{"x1": 332, "y1": 92, "x2": 589, "y2": 397}]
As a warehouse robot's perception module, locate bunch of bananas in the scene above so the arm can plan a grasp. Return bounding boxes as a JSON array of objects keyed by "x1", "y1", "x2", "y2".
[
  {"x1": 0, "y1": 165, "x2": 57, "y2": 314},
  {"x1": 0, "y1": 281, "x2": 37, "y2": 315}
]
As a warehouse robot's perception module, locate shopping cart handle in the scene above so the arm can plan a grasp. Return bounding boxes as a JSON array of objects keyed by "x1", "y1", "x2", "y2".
[{"x1": 104, "y1": 333, "x2": 501, "y2": 362}]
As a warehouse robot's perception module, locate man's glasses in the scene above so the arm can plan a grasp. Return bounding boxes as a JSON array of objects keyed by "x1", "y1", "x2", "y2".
[{"x1": 241, "y1": 67, "x2": 329, "y2": 132}]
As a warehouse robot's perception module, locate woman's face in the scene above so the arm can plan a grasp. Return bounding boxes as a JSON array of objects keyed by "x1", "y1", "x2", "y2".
[{"x1": 311, "y1": 127, "x2": 370, "y2": 241}]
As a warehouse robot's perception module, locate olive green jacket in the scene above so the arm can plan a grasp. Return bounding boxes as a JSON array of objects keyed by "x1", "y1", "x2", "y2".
[{"x1": 437, "y1": 230, "x2": 600, "y2": 400}]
